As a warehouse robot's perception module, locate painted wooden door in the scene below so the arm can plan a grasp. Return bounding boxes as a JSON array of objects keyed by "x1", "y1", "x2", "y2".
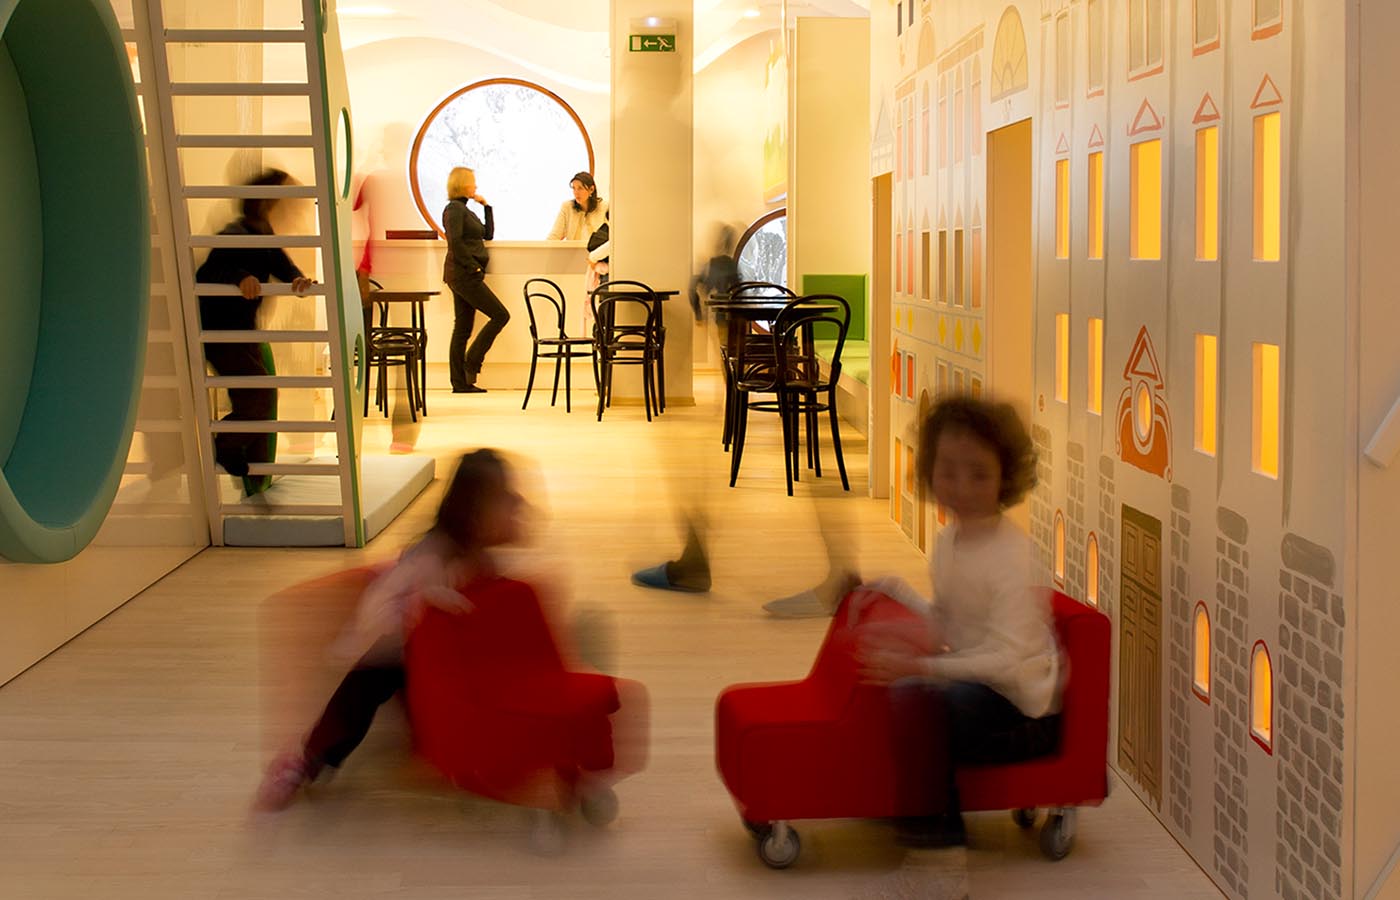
[{"x1": 1118, "y1": 504, "x2": 1163, "y2": 806}]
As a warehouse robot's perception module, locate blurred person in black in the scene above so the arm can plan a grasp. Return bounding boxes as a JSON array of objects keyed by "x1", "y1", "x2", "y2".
[{"x1": 196, "y1": 167, "x2": 314, "y2": 496}]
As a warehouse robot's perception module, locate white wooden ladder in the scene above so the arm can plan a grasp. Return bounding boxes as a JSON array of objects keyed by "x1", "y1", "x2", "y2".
[{"x1": 130, "y1": 0, "x2": 365, "y2": 546}]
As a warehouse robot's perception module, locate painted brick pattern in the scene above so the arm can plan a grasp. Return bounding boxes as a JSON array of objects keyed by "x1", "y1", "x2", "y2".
[
  {"x1": 1214, "y1": 507, "x2": 1251, "y2": 897},
  {"x1": 1168, "y1": 485, "x2": 1193, "y2": 837},
  {"x1": 1275, "y1": 535, "x2": 1344, "y2": 900},
  {"x1": 1029, "y1": 424, "x2": 1055, "y2": 575},
  {"x1": 1096, "y1": 455, "x2": 1117, "y2": 619},
  {"x1": 1065, "y1": 442, "x2": 1087, "y2": 601}
]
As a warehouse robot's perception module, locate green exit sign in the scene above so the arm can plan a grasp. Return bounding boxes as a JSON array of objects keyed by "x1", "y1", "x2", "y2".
[{"x1": 629, "y1": 34, "x2": 675, "y2": 52}]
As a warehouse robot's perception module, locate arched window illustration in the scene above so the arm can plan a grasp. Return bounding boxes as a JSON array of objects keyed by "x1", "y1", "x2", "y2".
[
  {"x1": 1193, "y1": 603, "x2": 1211, "y2": 702},
  {"x1": 1053, "y1": 511, "x2": 1067, "y2": 584},
  {"x1": 1085, "y1": 533, "x2": 1100, "y2": 606},
  {"x1": 1250, "y1": 641, "x2": 1273, "y2": 753}
]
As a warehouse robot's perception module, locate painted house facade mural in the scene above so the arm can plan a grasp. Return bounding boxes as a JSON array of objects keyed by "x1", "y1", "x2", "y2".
[{"x1": 872, "y1": 2, "x2": 1358, "y2": 898}]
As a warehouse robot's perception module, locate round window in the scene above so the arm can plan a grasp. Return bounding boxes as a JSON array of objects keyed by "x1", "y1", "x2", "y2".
[{"x1": 409, "y1": 80, "x2": 594, "y2": 241}]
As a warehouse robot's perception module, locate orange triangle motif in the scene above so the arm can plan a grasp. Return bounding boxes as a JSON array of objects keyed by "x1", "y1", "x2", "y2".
[
  {"x1": 1122, "y1": 325, "x2": 1165, "y2": 388},
  {"x1": 1193, "y1": 92, "x2": 1222, "y2": 124},
  {"x1": 1250, "y1": 74, "x2": 1283, "y2": 109},
  {"x1": 1088, "y1": 125, "x2": 1105, "y2": 149},
  {"x1": 1055, "y1": 132, "x2": 1070, "y2": 155},
  {"x1": 1127, "y1": 99, "x2": 1163, "y2": 137}
]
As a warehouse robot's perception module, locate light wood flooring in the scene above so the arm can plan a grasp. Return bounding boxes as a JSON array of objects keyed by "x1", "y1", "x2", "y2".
[{"x1": 0, "y1": 375, "x2": 1223, "y2": 899}]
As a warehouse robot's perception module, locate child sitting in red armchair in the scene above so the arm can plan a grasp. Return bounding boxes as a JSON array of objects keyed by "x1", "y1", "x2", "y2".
[{"x1": 851, "y1": 397, "x2": 1064, "y2": 848}]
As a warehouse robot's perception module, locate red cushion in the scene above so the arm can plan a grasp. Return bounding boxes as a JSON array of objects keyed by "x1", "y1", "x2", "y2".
[
  {"x1": 715, "y1": 591, "x2": 1110, "y2": 823},
  {"x1": 404, "y1": 576, "x2": 644, "y2": 808}
]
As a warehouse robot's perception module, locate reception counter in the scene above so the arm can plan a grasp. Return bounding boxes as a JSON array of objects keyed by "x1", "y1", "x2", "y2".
[{"x1": 361, "y1": 239, "x2": 593, "y2": 390}]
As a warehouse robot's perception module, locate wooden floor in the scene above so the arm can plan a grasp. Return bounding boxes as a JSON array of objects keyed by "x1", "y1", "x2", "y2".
[{"x1": 0, "y1": 375, "x2": 1223, "y2": 899}]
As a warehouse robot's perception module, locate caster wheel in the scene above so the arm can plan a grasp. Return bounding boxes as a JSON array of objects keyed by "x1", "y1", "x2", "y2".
[
  {"x1": 1039, "y1": 809, "x2": 1077, "y2": 861},
  {"x1": 1012, "y1": 807, "x2": 1037, "y2": 829},
  {"x1": 528, "y1": 809, "x2": 566, "y2": 857},
  {"x1": 743, "y1": 819, "x2": 773, "y2": 840},
  {"x1": 757, "y1": 826, "x2": 802, "y2": 869},
  {"x1": 580, "y1": 787, "x2": 619, "y2": 827}
]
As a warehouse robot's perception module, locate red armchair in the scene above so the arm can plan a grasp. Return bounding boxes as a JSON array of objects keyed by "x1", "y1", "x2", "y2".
[
  {"x1": 715, "y1": 590, "x2": 1110, "y2": 867},
  {"x1": 404, "y1": 576, "x2": 648, "y2": 820}
]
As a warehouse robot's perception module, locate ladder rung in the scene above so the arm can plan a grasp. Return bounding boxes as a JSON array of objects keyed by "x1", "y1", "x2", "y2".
[
  {"x1": 163, "y1": 28, "x2": 309, "y2": 43},
  {"x1": 200, "y1": 330, "x2": 332, "y2": 343},
  {"x1": 222, "y1": 503, "x2": 345, "y2": 516},
  {"x1": 246, "y1": 463, "x2": 341, "y2": 476},
  {"x1": 187, "y1": 234, "x2": 322, "y2": 249},
  {"x1": 205, "y1": 375, "x2": 332, "y2": 388},
  {"x1": 196, "y1": 282, "x2": 329, "y2": 297},
  {"x1": 178, "y1": 134, "x2": 316, "y2": 148},
  {"x1": 183, "y1": 184, "x2": 319, "y2": 200},
  {"x1": 169, "y1": 82, "x2": 310, "y2": 96},
  {"x1": 209, "y1": 420, "x2": 337, "y2": 434}
]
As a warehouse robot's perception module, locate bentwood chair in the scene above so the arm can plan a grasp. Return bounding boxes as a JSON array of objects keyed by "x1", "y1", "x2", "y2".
[
  {"x1": 522, "y1": 278, "x2": 598, "y2": 413},
  {"x1": 729, "y1": 294, "x2": 850, "y2": 496},
  {"x1": 590, "y1": 280, "x2": 663, "y2": 422}
]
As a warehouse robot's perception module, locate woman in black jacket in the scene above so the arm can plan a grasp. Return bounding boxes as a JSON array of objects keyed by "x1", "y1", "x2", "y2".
[{"x1": 442, "y1": 167, "x2": 510, "y2": 393}]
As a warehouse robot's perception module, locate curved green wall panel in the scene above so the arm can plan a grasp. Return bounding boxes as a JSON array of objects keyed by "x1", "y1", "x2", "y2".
[{"x1": 0, "y1": 0, "x2": 150, "y2": 563}]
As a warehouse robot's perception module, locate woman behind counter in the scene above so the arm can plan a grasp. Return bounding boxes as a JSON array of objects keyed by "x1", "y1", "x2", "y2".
[
  {"x1": 443, "y1": 167, "x2": 511, "y2": 394},
  {"x1": 547, "y1": 172, "x2": 608, "y2": 241}
]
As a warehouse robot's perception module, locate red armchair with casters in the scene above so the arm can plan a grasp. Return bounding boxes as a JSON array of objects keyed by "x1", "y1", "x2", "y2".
[
  {"x1": 715, "y1": 590, "x2": 1110, "y2": 868},
  {"x1": 404, "y1": 576, "x2": 648, "y2": 821}
]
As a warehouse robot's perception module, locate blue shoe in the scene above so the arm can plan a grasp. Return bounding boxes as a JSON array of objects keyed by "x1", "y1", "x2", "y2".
[{"x1": 631, "y1": 563, "x2": 709, "y2": 593}]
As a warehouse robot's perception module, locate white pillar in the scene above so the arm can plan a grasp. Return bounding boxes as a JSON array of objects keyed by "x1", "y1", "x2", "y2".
[{"x1": 609, "y1": 1, "x2": 694, "y2": 403}]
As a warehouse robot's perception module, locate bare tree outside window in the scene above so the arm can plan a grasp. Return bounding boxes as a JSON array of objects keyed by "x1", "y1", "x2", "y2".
[
  {"x1": 411, "y1": 81, "x2": 593, "y2": 240},
  {"x1": 736, "y1": 212, "x2": 787, "y2": 289}
]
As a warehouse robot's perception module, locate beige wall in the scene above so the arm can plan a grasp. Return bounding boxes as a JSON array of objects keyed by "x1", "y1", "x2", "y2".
[
  {"x1": 790, "y1": 17, "x2": 871, "y2": 285},
  {"x1": 1354, "y1": 0, "x2": 1400, "y2": 892}
]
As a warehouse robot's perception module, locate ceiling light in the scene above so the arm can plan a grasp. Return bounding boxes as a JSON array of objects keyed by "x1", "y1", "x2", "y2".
[{"x1": 742, "y1": 8, "x2": 761, "y2": 18}]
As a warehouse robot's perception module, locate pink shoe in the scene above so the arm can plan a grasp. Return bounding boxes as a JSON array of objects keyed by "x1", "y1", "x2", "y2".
[{"x1": 254, "y1": 751, "x2": 312, "y2": 812}]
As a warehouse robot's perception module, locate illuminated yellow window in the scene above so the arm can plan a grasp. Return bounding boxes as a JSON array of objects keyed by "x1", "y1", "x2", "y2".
[
  {"x1": 1254, "y1": 112, "x2": 1282, "y2": 261},
  {"x1": 1196, "y1": 126, "x2": 1219, "y2": 261},
  {"x1": 1130, "y1": 139, "x2": 1162, "y2": 260},
  {"x1": 921, "y1": 232, "x2": 932, "y2": 300},
  {"x1": 1086, "y1": 533, "x2": 1100, "y2": 606},
  {"x1": 937, "y1": 231, "x2": 948, "y2": 302},
  {"x1": 1195, "y1": 334, "x2": 1218, "y2": 456},
  {"x1": 1055, "y1": 314, "x2": 1070, "y2": 403},
  {"x1": 1087, "y1": 318, "x2": 1104, "y2": 415},
  {"x1": 1055, "y1": 158, "x2": 1070, "y2": 258},
  {"x1": 1252, "y1": 342, "x2": 1280, "y2": 478},
  {"x1": 1193, "y1": 604, "x2": 1211, "y2": 702},
  {"x1": 971, "y1": 228, "x2": 984, "y2": 308},
  {"x1": 1088, "y1": 151, "x2": 1105, "y2": 259},
  {"x1": 1054, "y1": 512, "x2": 1066, "y2": 583},
  {"x1": 1251, "y1": 642, "x2": 1273, "y2": 752},
  {"x1": 893, "y1": 438, "x2": 904, "y2": 524},
  {"x1": 954, "y1": 229, "x2": 966, "y2": 305}
]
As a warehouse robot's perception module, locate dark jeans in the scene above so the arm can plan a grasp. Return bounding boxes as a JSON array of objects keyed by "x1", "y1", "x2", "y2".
[
  {"x1": 449, "y1": 276, "x2": 510, "y2": 388},
  {"x1": 303, "y1": 659, "x2": 404, "y2": 774},
  {"x1": 203, "y1": 342, "x2": 276, "y2": 474},
  {"x1": 891, "y1": 679, "x2": 1061, "y2": 817}
]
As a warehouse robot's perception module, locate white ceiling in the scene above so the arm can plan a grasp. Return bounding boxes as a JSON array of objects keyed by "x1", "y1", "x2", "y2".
[{"x1": 337, "y1": 0, "x2": 870, "y2": 74}]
